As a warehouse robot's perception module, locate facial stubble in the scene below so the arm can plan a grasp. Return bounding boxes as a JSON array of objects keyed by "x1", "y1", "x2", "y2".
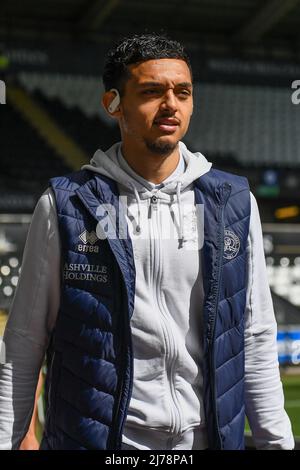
[{"x1": 144, "y1": 138, "x2": 178, "y2": 156}]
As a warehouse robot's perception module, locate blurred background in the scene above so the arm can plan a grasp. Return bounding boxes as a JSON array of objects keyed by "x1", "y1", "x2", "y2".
[{"x1": 0, "y1": 0, "x2": 300, "y2": 447}]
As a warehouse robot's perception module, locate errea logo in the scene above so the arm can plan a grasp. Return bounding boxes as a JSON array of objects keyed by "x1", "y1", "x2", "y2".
[
  {"x1": 79, "y1": 230, "x2": 98, "y2": 245},
  {"x1": 77, "y1": 230, "x2": 99, "y2": 253}
]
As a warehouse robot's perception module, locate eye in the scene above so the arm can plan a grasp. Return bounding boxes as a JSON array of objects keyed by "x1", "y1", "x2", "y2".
[
  {"x1": 177, "y1": 89, "x2": 191, "y2": 98},
  {"x1": 142, "y1": 89, "x2": 160, "y2": 95}
]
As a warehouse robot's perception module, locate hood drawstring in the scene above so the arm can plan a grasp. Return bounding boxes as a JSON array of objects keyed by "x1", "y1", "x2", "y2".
[
  {"x1": 131, "y1": 183, "x2": 142, "y2": 234},
  {"x1": 130, "y1": 181, "x2": 185, "y2": 242},
  {"x1": 176, "y1": 181, "x2": 185, "y2": 242}
]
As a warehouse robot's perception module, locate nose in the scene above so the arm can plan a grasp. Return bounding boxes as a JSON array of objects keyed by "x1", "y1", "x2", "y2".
[{"x1": 160, "y1": 89, "x2": 177, "y2": 113}]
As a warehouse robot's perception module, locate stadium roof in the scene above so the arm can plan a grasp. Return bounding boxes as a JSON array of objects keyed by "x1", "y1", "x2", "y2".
[{"x1": 1, "y1": 0, "x2": 300, "y2": 58}]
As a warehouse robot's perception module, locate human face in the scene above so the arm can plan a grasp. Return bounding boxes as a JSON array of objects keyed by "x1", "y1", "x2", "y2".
[{"x1": 118, "y1": 58, "x2": 193, "y2": 156}]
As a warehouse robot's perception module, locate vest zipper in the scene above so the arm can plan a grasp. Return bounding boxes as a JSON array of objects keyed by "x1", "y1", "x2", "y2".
[
  {"x1": 117, "y1": 311, "x2": 133, "y2": 449},
  {"x1": 207, "y1": 182, "x2": 231, "y2": 449},
  {"x1": 111, "y1": 265, "x2": 133, "y2": 450}
]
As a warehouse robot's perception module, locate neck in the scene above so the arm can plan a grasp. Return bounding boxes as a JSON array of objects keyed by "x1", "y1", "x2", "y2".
[{"x1": 120, "y1": 141, "x2": 180, "y2": 184}]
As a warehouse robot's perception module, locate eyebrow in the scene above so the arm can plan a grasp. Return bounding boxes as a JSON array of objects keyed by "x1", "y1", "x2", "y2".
[{"x1": 138, "y1": 81, "x2": 193, "y2": 88}]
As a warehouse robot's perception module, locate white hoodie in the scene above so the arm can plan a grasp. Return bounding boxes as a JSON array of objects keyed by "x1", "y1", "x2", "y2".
[{"x1": 0, "y1": 142, "x2": 294, "y2": 450}]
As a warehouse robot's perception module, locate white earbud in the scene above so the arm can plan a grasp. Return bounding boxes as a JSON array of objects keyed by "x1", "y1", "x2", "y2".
[{"x1": 108, "y1": 88, "x2": 120, "y2": 113}]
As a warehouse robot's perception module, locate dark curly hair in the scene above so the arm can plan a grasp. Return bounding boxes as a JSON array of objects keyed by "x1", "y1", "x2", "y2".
[{"x1": 103, "y1": 33, "x2": 192, "y2": 95}]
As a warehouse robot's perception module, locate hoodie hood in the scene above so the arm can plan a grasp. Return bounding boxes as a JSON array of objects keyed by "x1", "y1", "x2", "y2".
[
  {"x1": 81, "y1": 141, "x2": 212, "y2": 241},
  {"x1": 82, "y1": 141, "x2": 211, "y2": 196}
]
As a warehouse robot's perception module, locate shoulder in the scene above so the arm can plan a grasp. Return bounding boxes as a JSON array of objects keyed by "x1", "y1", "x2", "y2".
[
  {"x1": 196, "y1": 168, "x2": 250, "y2": 204},
  {"x1": 33, "y1": 187, "x2": 57, "y2": 220},
  {"x1": 49, "y1": 169, "x2": 94, "y2": 192},
  {"x1": 208, "y1": 168, "x2": 249, "y2": 194}
]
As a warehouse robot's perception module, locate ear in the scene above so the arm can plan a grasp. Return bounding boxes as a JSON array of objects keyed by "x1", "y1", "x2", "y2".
[{"x1": 102, "y1": 89, "x2": 122, "y2": 118}]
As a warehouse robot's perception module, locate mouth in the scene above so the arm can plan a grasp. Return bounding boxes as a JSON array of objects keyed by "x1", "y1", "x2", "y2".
[{"x1": 154, "y1": 117, "x2": 180, "y2": 134}]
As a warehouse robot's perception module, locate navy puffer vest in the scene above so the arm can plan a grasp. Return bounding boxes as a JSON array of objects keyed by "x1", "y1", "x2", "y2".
[{"x1": 40, "y1": 167, "x2": 250, "y2": 450}]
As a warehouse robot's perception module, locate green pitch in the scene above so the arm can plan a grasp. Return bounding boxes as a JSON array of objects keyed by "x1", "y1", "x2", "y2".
[{"x1": 282, "y1": 374, "x2": 300, "y2": 437}]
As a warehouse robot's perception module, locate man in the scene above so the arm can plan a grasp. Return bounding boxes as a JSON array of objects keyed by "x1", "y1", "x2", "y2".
[{"x1": 0, "y1": 34, "x2": 294, "y2": 450}]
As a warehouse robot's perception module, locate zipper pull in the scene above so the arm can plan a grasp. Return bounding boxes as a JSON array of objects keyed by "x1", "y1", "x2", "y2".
[{"x1": 151, "y1": 194, "x2": 158, "y2": 209}]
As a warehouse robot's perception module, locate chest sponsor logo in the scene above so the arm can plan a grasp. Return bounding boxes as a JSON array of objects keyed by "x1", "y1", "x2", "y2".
[
  {"x1": 224, "y1": 229, "x2": 240, "y2": 260},
  {"x1": 63, "y1": 263, "x2": 108, "y2": 283},
  {"x1": 77, "y1": 230, "x2": 99, "y2": 253}
]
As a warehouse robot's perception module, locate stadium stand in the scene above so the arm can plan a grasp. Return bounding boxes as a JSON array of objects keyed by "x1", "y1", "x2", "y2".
[
  {"x1": 17, "y1": 72, "x2": 120, "y2": 154},
  {"x1": 0, "y1": 214, "x2": 30, "y2": 312},
  {"x1": 17, "y1": 72, "x2": 112, "y2": 123},
  {"x1": 0, "y1": 254, "x2": 22, "y2": 310},
  {"x1": 186, "y1": 82, "x2": 300, "y2": 168},
  {"x1": 267, "y1": 257, "x2": 300, "y2": 306},
  {"x1": 32, "y1": 90, "x2": 120, "y2": 157},
  {"x1": 0, "y1": 97, "x2": 71, "y2": 210}
]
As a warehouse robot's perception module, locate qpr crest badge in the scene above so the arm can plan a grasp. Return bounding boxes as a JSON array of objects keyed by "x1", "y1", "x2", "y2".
[{"x1": 224, "y1": 229, "x2": 240, "y2": 260}]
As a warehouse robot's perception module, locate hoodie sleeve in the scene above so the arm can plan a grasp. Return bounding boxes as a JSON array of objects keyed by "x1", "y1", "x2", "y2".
[
  {"x1": 0, "y1": 188, "x2": 60, "y2": 449},
  {"x1": 244, "y1": 192, "x2": 294, "y2": 449}
]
